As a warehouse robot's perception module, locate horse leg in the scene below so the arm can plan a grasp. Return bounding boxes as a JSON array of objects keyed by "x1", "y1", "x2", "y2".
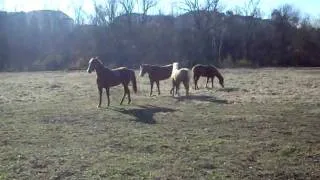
[
  {"x1": 170, "y1": 79, "x2": 175, "y2": 96},
  {"x1": 211, "y1": 76, "x2": 214, "y2": 88},
  {"x1": 120, "y1": 85, "x2": 127, "y2": 105},
  {"x1": 194, "y1": 76, "x2": 198, "y2": 90},
  {"x1": 183, "y1": 80, "x2": 189, "y2": 96},
  {"x1": 206, "y1": 77, "x2": 209, "y2": 88},
  {"x1": 176, "y1": 82, "x2": 180, "y2": 96},
  {"x1": 150, "y1": 80, "x2": 154, "y2": 96},
  {"x1": 156, "y1": 81, "x2": 160, "y2": 95},
  {"x1": 97, "y1": 87, "x2": 102, "y2": 108},
  {"x1": 106, "y1": 87, "x2": 110, "y2": 106},
  {"x1": 126, "y1": 85, "x2": 131, "y2": 104}
]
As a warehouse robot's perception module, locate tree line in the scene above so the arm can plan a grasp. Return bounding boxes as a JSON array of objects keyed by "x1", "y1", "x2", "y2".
[{"x1": 0, "y1": 0, "x2": 320, "y2": 71}]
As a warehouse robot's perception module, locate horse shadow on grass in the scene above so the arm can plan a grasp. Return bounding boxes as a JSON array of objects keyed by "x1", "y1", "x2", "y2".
[
  {"x1": 113, "y1": 105, "x2": 176, "y2": 124},
  {"x1": 216, "y1": 87, "x2": 240, "y2": 92},
  {"x1": 173, "y1": 95, "x2": 229, "y2": 104}
]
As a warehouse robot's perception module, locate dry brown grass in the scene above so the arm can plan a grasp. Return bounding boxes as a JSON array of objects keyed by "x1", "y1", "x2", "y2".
[{"x1": 0, "y1": 68, "x2": 319, "y2": 179}]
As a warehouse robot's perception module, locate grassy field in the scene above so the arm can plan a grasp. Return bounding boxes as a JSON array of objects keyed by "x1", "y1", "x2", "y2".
[{"x1": 0, "y1": 68, "x2": 319, "y2": 179}]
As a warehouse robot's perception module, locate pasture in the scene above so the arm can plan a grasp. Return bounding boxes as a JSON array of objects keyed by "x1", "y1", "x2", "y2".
[{"x1": 0, "y1": 68, "x2": 319, "y2": 179}]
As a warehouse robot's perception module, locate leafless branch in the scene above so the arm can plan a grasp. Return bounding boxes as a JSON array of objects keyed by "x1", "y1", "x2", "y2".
[{"x1": 120, "y1": 0, "x2": 135, "y2": 15}]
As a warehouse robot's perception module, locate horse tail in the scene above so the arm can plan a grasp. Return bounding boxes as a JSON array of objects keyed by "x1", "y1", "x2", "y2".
[
  {"x1": 130, "y1": 70, "x2": 137, "y2": 93},
  {"x1": 191, "y1": 65, "x2": 196, "y2": 78},
  {"x1": 188, "y1": 69, "x2": 193, "y2": 80},
  {"x1": 191, "y1": 65, "x2": 196, "y2": 72}
]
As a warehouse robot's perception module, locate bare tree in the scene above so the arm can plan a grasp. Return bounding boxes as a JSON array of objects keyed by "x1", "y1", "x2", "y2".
[
  {"x1": 271, "y1": 4, "x2": 300, "y2": 65},
  {"x1": 120, "y1": 0, "x2": 135, "y2": 15},
  {"x1": 181, "y1": 0, "x2": 220, "y2": 30},
  {"x1": 74, "y1": 5, "x2": 86, "y2": 25},
  {"x1": 107, "y1": 0, "x2": 119, "y2": 23},
  {"x1": 91, "y1": 0, "x2": 119, "y2": 26},
  {"x1": 119, "y1": 0, "x2": 136, "y2": 25},
  {"x1": 182, "y1": 0, "x2": 220, "y2": 12},
  {"x1": 241, "y1": 0, "x2": 261, "y2": 17},
  {"x1": 237, "y1": 0, "x2": 261, "y2": 63},
  {"x1": 211, "y1": 25, "x2": 226, "y2": 66},
  {"x1": 313, "y1": 16, "x2": 320, "y2": 28},
  {"x1": 180, "y1": 0, "x2": 224, "y2": 64},
  {"x1": 271, "y1": 4, "x2": 300, "y2": 27},
  {"x1": 137, "y1": 0, "x2": 158, "y2": 23}
]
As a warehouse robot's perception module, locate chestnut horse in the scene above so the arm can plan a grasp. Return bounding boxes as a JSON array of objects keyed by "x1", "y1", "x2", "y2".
[
  {"x1": 192, "y1": 64, "x2": 224, "y2": 90},
  {"x1": 87, "y1": 57, "x2": 137, "y2": 108},
  {"x1": 139, "y1": 64, "x2": 173, "y2": 96},
  {"x1": 170, "y1": 62, "x2": 190, "y2": 96}
]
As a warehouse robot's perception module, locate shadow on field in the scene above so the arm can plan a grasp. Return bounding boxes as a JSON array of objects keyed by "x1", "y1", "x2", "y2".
[
  {"x1": 174, "y1": 95, "x2": 229, "y2": 104},
  {"x1": 217, "y1": 87, "x2": 240, "y2": 92},
  {"x1": 114, "y1": 105, "x2": 176, "y2": 124}
]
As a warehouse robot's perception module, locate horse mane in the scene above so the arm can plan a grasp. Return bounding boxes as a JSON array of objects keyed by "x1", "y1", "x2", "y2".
[
  {"x1": 142, "y1": 63, "x2": 172, "y2": 67},
  {"x1": 95, "y1": 57, "x2": 104, "y2": 65},
  {"x1": 163, "y1": 64, "x2": 173, "y2": 68},
  {"x1": 191, "y1": 64, "x2": 200, "y2": 72},
  {"x1": 89, "y1": 57, "x2": 104, "y2": 65}
]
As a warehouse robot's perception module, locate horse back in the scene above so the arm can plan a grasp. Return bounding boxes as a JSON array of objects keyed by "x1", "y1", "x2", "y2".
[
  {"x1": 192, "y1": 64, "x2": 216, "y2": 77},
  {"x1": 98, "y1": 67, "x2": 133, "y2": 87},
  {"x1": 112, "y1": 67, "x2": 134, "y2": 79},
  {"x1": 172, "y1": 68, "x2": 190, "y2": 82},
  {"x1": 149, "y1": 65, "x2": 172, "y2": 81}
]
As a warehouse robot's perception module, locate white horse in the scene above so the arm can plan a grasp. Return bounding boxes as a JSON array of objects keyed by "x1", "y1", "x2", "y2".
[{"x1": 170, "y1": 62, "x2": 190, "y2": 96}]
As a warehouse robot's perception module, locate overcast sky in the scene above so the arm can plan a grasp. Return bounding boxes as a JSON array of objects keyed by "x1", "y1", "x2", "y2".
[{"x1": 1, "y1": 0, "x2": 319, "y2": 19}]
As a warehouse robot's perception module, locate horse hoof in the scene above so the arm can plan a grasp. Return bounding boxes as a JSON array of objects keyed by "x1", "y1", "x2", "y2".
[{"x1": 97, "y1": 105, "x2": 101, "y2": 108}]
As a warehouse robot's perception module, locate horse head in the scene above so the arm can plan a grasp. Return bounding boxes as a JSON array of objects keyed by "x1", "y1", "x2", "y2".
[
  {"x1": 172, "y1": 62, "x2": 179, "y2": 71},
  {"x1": 87, "y1": 57, "x2": 103, "y2": 73},
  {"x1": 219, "y1": 76, "x2": 224, "y2": 88},
  {"x1": 139, "y1": 64, "x2": 147, "y2": 77},
  {"x1": 209, "y1": 64, "x2": 224, "y2": 88}
]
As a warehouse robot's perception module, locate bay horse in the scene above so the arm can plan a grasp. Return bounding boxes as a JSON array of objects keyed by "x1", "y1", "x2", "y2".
[
  {"x1": 170, "y1": 62, "x2": 190, "y2": 96},
  {"x1": 139, "y1": 64, "x2": 173, "y2": 96},
  {"x1": 192, "y1": 64, "x2": 224, "y2": 90},
  {"x1": 87, "y1": 57, "x2": 137, "y2": 108}
]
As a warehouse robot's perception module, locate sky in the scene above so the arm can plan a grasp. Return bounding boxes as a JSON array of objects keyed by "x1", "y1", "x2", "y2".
[{"x1": 1, "y1": 0, "x2": 319, "y2": 20}]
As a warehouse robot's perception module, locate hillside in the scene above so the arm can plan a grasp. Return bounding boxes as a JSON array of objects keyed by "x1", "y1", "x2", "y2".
[{"x1": 0, "y1": 8, "x2": 319, "y2": 71}]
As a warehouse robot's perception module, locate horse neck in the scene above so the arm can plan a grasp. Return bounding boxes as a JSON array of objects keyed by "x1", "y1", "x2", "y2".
[
  {"x1": 172, "y1": 63, "x2": 179, "y2": 72},
  {"x1": 215, "y1": 70, "x2": 223, "y2": 81},
  {"x1": 95, "y1": 63, "x2": 111, "y2": 76},
  {"x1": 144, "y1": 65, "x2": 151, "y2": 74},
  {"x1": 171, "y1": 64, "x2": 179, "y2": 78}
]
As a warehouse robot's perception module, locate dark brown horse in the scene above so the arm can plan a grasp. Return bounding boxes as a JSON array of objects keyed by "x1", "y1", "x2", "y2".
[
  {"x1": 139, "y1": 64, "x2": 173, "y2": 96},
  {"x1": 192, "y1": 64, "x2": 224, "y2": 90},
  {"x1": 87, "y1": 57, "x2": 137, "y2": 108}
]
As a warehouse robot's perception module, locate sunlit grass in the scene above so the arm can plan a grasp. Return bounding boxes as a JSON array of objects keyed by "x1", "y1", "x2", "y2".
[{"x1": 0, "y1": 68, "x2": 319, "y2": 179}]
